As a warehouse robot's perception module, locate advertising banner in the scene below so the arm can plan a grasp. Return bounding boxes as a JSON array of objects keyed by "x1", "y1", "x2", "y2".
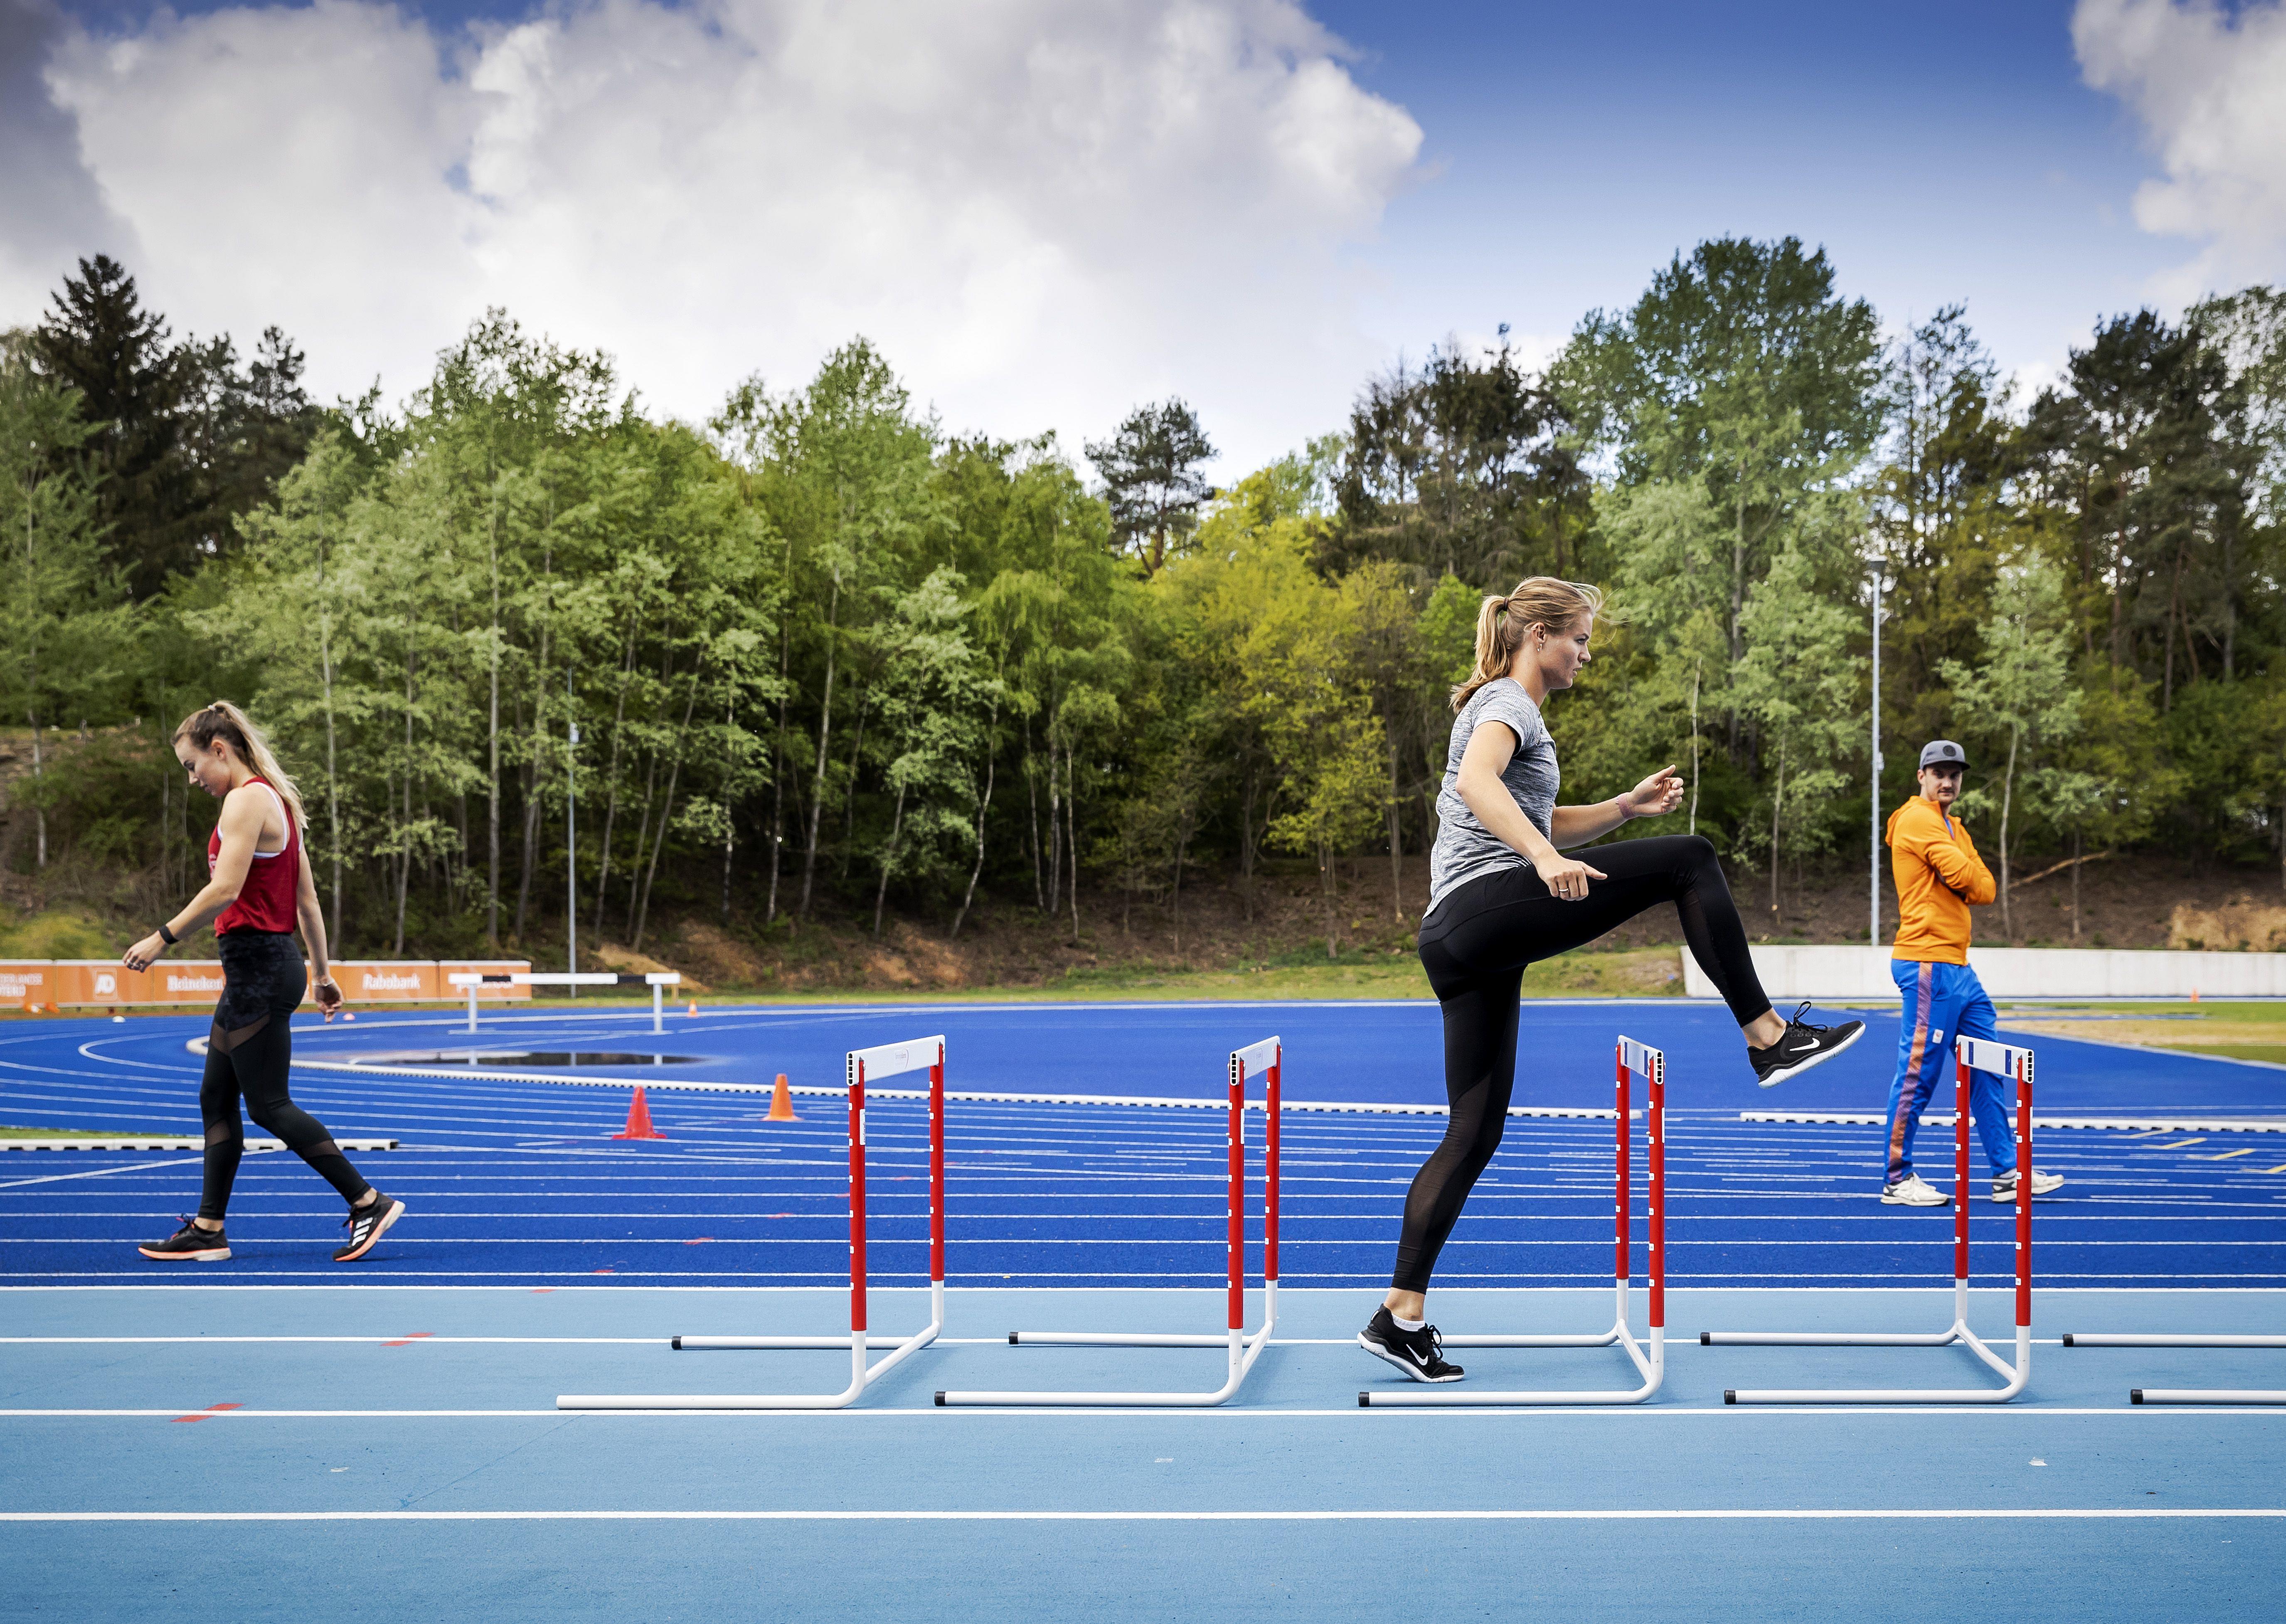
[{"x1": 7, "y1": 959, "x2": 530, "y2": 1008}]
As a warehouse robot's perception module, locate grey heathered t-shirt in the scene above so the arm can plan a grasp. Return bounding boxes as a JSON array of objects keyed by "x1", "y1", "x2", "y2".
[{"x1": 1426, "y1": 677, "x2": 1560, "y2": 914}]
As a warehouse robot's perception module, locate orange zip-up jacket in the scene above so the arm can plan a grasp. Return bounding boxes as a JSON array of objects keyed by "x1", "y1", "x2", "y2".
[{"x1": 1886, "y1": 795, "x2": 1995, "y2": 966}]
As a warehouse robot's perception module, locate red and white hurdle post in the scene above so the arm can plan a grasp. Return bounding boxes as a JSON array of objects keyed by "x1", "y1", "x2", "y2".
[
  {"x1": 1710, "y1": 1034, "x2": 2034, "y2": 1405},
  {"x1": 934, "y1": 1037, "x2": 1282, "y2": 1408},
  {"x1": 1362, "y1": 1035, "x2": 1666, "y2": 1407},
  {"x1": 556, "y1": 1035, "x2": 947, "y2": 1411}
]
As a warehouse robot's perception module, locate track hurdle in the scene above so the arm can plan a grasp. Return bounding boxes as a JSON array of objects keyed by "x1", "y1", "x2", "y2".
[
  {"x1": 934, "y1": 1037, "x2": 1280, "y2": 1409},
  {"x1": 1362, "y1": 1035, "x2": 1665, "y2": 1408},
  {"x1": 555, "y1": 1035, "x2": 946, "y2": 1411},
  {"x1": 1707, "y1": 1035, "x2": 2035, "y2": 1405},
  {"x1": 449, "y1": 970, "x2": 682, "y2": 1034},
  {"x1": 2061, "y1": 1331, "x2": 2286, "y2": 1407}
]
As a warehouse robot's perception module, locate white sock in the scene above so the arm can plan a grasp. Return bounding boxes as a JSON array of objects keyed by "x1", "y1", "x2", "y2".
[{"x1": 1394, "y1": 1315, "x2": 1425, "y2": 1332}]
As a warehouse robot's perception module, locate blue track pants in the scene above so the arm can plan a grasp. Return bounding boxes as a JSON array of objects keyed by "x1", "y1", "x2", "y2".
[{"x1": 1885, "y1": 959, "x2": 2016, "y2": 1184}]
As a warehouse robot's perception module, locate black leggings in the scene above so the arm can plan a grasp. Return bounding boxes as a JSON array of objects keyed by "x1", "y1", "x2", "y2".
[
  {"x1": 1391, "y1": 835, "x2": 1771, "y2": 1292},
  {"x1": 197, "y1": 931, "x2": 370, "y2": 1222}
]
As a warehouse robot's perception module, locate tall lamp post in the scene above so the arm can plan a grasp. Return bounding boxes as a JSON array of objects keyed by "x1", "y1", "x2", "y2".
[
  {"x1": 567, "y1": 668, "x2": 580, "y2": 977},
  {"x1": 1869, "y1": 558, "x2": 1886, "y2": 947}
]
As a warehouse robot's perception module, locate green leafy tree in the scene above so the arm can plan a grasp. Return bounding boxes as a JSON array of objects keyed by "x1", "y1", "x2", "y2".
[{"x1": 1941, "y1": 549, "x2": 2081, "y2": 938}]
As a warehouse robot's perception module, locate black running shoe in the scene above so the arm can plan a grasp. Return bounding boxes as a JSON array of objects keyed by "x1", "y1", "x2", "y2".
[
  {"x1": 1359, "y1": 1306, "x2": 1464, "y2": 1384},
  {"x1": 1749, "y1": 1001, "x2": 1866, "y2": 1088},
  {"x1": 334, "y1": 1191, "x2": 405, "y2": 1262},
  {"x1": 138, "y1": 1218, "x2": 230, "y2": 1262}
]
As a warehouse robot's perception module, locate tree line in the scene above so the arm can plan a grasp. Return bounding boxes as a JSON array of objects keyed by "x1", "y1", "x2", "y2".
[{"x1": 4, "y1": 243, "x2": 2283, "y2": 961}]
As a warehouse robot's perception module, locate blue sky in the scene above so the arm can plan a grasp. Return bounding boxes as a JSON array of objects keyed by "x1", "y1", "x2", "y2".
[{"x1": 8, "y1": 0, "x2": 2271, "y2": 463}]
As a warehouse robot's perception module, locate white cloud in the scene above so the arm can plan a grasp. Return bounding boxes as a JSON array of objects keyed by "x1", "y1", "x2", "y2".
[
  {"x1": 2074, "y1": 0, "x2": 2286, "y2": 301},
  {"x1": 22, "y1": 0, "x2": 1421, "y2": 469}
]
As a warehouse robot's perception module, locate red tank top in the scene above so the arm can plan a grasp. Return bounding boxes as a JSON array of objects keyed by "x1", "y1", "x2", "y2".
[{"x1": 210, "y1": 777, "x2": 300, "y2": 935}]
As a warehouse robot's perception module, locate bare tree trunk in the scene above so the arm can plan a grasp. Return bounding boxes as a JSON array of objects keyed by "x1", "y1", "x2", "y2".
[
  {"x1": 1045, "y1": 734, "x2": 1063, "y2": 919},
  {"x1": 950, "y1": 708, "x2": 997, "y2": 939},
  {"x1": 633, "y1": 675, "x2": 702, "y2": 951},
  {"x1": 1998, "y1": 723, "x2": 2018, "y2": 940},
  {"x1": 27, "y1": 712, "x2": 45, "y2": 868},
  {"x1": 1687, "y1": 661, "x2": 1701, "y2": 837},
  {"x1": 799, "y1": 573, "x2": 842, "y2": 919},
  {"x1": 872, "y1": 782, "x2": 907, "y2": 938},
  {"x1": 2071, "y1": 825, "x2": 2083, "y2": 939},
  {"x1": 838, "y1": 680, "x2": 873, "y2": 884},
  {"x1": 1024, "y1": 716, "x2": 1044, "y2": 911},
  {"x1": 1767, "y1": 746, "x2": 1783, "y2": 919},
  {"x1": 1385, "y1": 734, "x2": 1404, "y2": 921},
  {"x1": 394, "y1": 649, "x2": 415, "y2": 956},
  {"x1": 1066, "y1": 740, "x2": 1081, "y2": 944},
  {"x1": 487, "y1": 509, "x2": 501, "y2": 949},
  {"x1": 592, "y1": 631, "x2": 640, "y2": 926}
]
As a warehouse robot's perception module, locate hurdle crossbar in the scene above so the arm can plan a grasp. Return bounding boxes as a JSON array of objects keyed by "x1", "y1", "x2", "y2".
[
  {"x1": 1708, "y1": 1035, "x2": 2035, "y2": 1405},
  {"x1": 448, "y1": 970, "x2": 682, "y2": 1034},
  {"x1": 933, "y1": 1037, "x2": 1281, "y2": 1409},
  {"x1": 1362, "y1": 1036, "x2": 1665, "y2": 1408},
  {"x1": 555, "y1": 1035, "x2": 946, "y2": 1411},
  {"x1": 2061, "y1": 1331, "x2": 2286, "y2": 1407}
]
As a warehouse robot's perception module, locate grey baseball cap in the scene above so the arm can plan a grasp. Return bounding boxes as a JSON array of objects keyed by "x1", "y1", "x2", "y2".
[{"x1": 1919, "y1": 739, "x2": 1968, "y2": 771}]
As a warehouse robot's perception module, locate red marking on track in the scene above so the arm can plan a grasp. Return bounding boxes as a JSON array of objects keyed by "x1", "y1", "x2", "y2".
[
  {"x1": 531, "y1": 1288, "x2": 554, "y2": 1294},
  {"x1": 382, "y1": 1332, "x2": 433, "y2": 1347},
  {"x1": 771, "y1": 1213, "x2": 794, "y2": 1219},
  {"x1": 685, "y1": 1237, "x2": 714, "y2": 1245},
  {"x1": 171, "y1": 1403, "x2": 242, "y2": 1423},
  {"x1": 593, "y1": 1267, "x2": 613, "y2": 1274}
]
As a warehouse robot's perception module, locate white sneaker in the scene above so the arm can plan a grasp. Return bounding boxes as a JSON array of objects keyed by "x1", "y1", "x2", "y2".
[
  {"x1": 1880, "y1": 1174, "x2": 1950, "y2": 1206},
  {"x1": 1992, "y1": 1169, "x2": 2064, "y2": 1202}
]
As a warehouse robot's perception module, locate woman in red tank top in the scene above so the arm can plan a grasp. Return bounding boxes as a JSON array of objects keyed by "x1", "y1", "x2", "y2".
[{"x1": 122, "y1": 701, "x2": 405, "y2": 1264}]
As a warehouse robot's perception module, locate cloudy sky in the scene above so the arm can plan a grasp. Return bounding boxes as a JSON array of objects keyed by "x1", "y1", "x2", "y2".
[{"x1": 3, "y1": 0, "x2": 2281, "y2": 471}]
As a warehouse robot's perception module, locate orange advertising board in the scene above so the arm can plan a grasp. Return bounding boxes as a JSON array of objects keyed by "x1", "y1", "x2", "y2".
[{"x1": 9, "y1": 959, "x2": 530, "y2": 1008}]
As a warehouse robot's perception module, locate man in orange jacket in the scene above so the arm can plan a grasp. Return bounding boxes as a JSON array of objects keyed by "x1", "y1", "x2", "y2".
[{"x1": 1882, "y1": 739, "x2": 2064, "y2": 1206}]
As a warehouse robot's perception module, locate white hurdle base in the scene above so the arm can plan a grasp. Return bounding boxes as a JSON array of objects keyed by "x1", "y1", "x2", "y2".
[
  {"x1": 556, "y1": 1035, "x2": 946, "y2": 1412},
  {"x1": 1708, "y1": 1282, "x2": 2032, "y2": 1405},
  {"x1": 940, "y1": 1286, "x2": 1279, "y2": 1409},
  {"x1": 1366, "y1": 1286, "x2": 1665, "y2": 1408},
  {"x1": 2063, "y1": 1331, "x2": 2286, "y2": 1407},
  {"x1": 558, "y1": 1284, "x2": 946, "y2": 1412},
  {"x1": 1711, "y1": 1035, "x2": 2036, "y2": 1405},
  {"x1": 935, "y1": 1037, "x2": 1282, "y2": 1410},
  {"x1": 1364, "y1": 1035, "x2": 1668, "y2": 1408}
]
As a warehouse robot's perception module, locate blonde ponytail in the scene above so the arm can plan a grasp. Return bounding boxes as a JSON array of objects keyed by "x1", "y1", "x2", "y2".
[
  {"x1": 174, "y1": 701, "x2": 310, "y2": 839},
  {"x1": 1450, "y1": 577, "x2": 1606, "y2": 712}
]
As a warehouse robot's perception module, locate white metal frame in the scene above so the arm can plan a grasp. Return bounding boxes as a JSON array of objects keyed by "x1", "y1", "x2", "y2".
[
  {"x1": 448, "y1": 970, "x2": 682, "y2": 1034},
  {"x1": 2062, "y1": 1331, "x2": 2286, "y2": 1406},
  {"x1": 555, "y1": 1035, "x2": 946, "y2": 1411},
  {"x1": 1708, "y1": 1035, "x2": 2036, "y2": 1405},
  {"x1": 933, "y1": 1038, "x2": 1282, "y2": 1409},
  {"x1": 1364, "y1": 1036, "x2": 1666, "y2": 1408}
]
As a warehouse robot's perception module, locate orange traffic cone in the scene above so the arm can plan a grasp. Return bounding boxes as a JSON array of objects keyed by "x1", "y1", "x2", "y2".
[
  {"x1": 766, "y1": 1072, "x2": 798, "y2": 1122},
  {"x1": 613, "y1": 1086, "x2": 667, "y2": 1140},
  {"x1": 2191, "y1": 987, "x2": 2202, "y2": 1003},
  {"x1": 687, "y1": 1001, "x2": 699, "y2": 1017}
]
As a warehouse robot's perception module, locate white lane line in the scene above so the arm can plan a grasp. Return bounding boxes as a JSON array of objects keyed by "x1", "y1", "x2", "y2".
[
  {"x1": 5, "y1": 1406, "x2": 2284, "y2": 1418},
  {"x1": 2, "y1": 1508, "x2": 2281, "y2": 1522},
  {"x1": 0, "y1": 1154, "x2": 229, "y2": 1190}
]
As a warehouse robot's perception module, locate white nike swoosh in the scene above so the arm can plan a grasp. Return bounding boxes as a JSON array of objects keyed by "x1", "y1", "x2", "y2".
[{"x1": 1787, "y1": 1040, "x2": 1817, "y2": 1052}]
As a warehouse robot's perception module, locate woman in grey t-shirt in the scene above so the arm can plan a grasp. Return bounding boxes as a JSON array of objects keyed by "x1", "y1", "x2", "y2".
[{"x1": 1359, "y1": 577, "x2": 1864, "y2": 1387}]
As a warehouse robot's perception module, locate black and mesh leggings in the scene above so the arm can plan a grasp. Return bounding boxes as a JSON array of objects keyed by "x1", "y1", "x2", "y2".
[
  {"x1": 1391, "y1": 835, "x2": 1771, "y2": 1293},
  {"x1": 197, "y1": 931, "x2": 370, "y2": 1222}
]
